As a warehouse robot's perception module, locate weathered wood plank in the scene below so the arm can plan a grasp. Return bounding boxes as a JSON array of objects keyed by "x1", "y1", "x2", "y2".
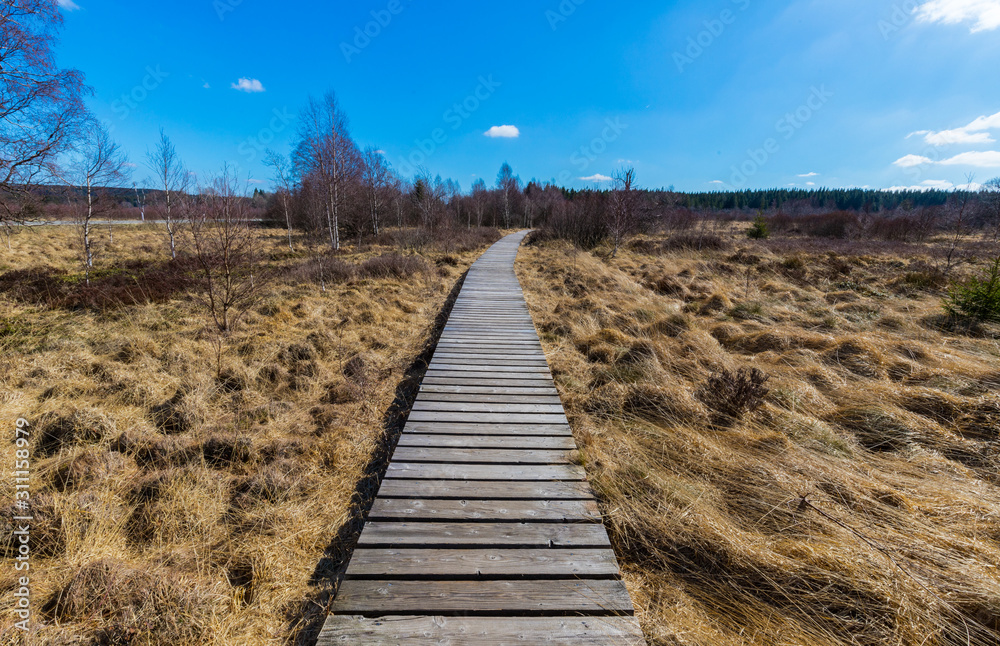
[
  {"x1": 385, "y1": 463, "x2": 585, "y2": 481},
  {"x1": 367, "y1": 498, "x2": 600, "y2": 522},
  {"x1": 318, "y1": 615, "x2": 646, "y2": 645},
  {"x1": 418, "y1": 385, "x2": 560, "y2": 396},
  {"x1": 396, "y1": 434, "x2": 576, "y2": 449},
  {"x1": 331, "y1": 580, "x2": 635, "y2": 615},
  {"x1": 376, "y1": 479, "x2": 595, "y2": 500},
  {"x1": 391, "y1": 447, "x2": 573, "y2": 465},
  {"x1": 402, "y1": 421, "x2": 573, "y2": 436},
  {"x1": 346, "y1": 548, "x2": 619, "y2": 577},
  {"x1": 407, "y1": 412, "x2": 570, "y2": 425},
  {"x1": 411, "y1": 402, "x2": 566, "y2": 414},
  {"x1": 415, "y1": 393, "x2": 563, "y2": 404}
]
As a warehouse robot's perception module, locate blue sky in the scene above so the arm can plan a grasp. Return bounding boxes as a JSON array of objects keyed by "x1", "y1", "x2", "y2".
[{"x1": 54, "y1": 0, "x2": 1000, "y2": 193}]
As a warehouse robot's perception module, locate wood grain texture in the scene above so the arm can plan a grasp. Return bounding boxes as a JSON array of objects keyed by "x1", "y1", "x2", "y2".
[{"x1": 318, "y1": 616, "x2": 646, "y2": 645}]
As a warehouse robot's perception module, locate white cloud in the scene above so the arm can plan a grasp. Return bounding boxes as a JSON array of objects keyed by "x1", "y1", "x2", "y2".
[
  {"x1": 806, "y1": 182, "x2": 816, "y2": 186},
  {"x1": 915, "y1": 0, "x2": 1000, "y2": 32},
  {"x1": 894, "y1": 154, "x2": 934, "y2": 167},
  {"x1": 484, "y1": 125, "x2": 520, "y2": 139},
  {"x1": 580, "y1": 174, "x2": 613, "y2": 182},
  {"x1": 894, "y1": 150, "x2": 1000, "y2": 168},
  {"x1": 57, "y1": 0, "x2": 81, "y2": 10},
  {"x1": 937, "y1": 150, "x2": 1000, "y2": 166},
  {"x1": 908, "y1": 110, "x2": 1000, "y2": 146},
  {"x1": 231, "y1": 78, "x2": 265, "y2": 93},
  {"x1": 798, "y1": 172, "x2": 819, "y2": 177},
  {"x1": 202, "y1": 81, "x2": 211, "y2": 89},
  {"x1": 709, "y1": 180, "x2": 725, "y2": 185},
  {"x1": 248, "y1": 179, "x2": 265, "y2": 184}
]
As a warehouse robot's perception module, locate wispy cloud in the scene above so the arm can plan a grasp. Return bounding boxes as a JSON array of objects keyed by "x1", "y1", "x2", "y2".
[
  {"x1": 484, "y1": 125, "x2": 520, "y2": 139},
  {"x1": 709, "y1": 180, "x2": 725, "y2": 185},
  {"x1": 57, "y1": 0, "x2": 81, "y2": 10},
  {"x1": 915, "y1": 0, "x2": 1000, "y2": 32},
  {"x1": 580, "y1": 174, "x2": 613, "y2": 182},
  {"x1": 897, "y1": 150, "x2": 1000, "y2": 167},
  {"x1": 908, "y1": 110, "x2": 1000, "y2": 146},
  {"x1": 202, "y1": 80, "x2": 211, "y2": 89},
  {"x1": 797, "y1": 172, "x2": 819, "y2": 177},
  {"x1": 231, "y1": 78, "x2": 265, "y2": 93}
]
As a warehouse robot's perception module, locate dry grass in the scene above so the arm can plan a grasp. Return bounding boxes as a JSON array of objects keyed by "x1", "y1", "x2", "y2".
[
  {"x1": 516, "y1": 235, "x2": 1000, "y2": 646},
  {"x1": 0, "y1": 224, "x2": 499, "y2": 644}
]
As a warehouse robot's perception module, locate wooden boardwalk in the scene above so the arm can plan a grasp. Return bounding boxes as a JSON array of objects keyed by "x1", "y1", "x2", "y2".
[{"x1": 318, "y1": 231, "x2": 645, "y2": 645}]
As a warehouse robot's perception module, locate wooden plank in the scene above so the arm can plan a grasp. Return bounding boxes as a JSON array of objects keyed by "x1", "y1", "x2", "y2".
[
  {"x1": 415, "y1": 393, "x2": 563, "y2": 404},
  {"x1": 346, "y1": 548, "x2": 619, "y2": 577},
  {"x1": 396, "y1": 435, "x2": 576, "y2": 449},
  {"x1": 331, "y1": 580, "x2": 634, "y2": 615},
  {"x1": 419, "y1": 385, "x2": 560, "y2": 396},
  {"x1": 403, "y1": 422, "x2": 572, "y2": 436},
  {"x1": 407, "y1": 412, "x2": 570, "y2": 425},
  {"x1": 376, "y1": 479, "x2": 595, "y2": 500},
  {"x1": 391, "y1": 447, "x2": 573, "y2": 465},
  {"x1": 385, "y1": 463, "x2": 585, "y2": 481},
  {"x1": 411, "y1": 402, "x2": 566, "y2": 414},
  {"x1": 426, "y1": 364, "x2": 552, "y2": 374},
  {"x1": 357, "y1": 522, "x2": 611, "y2": 548},
  {"x1": 367, "y1": 498, "x2": 601, "y2": 522},
  {"x1": 318, "y1": 615, "x2": 646, "y2": 645},
  {"x1": 422, "y1": 374, "x2": 556, "y2": 385}
]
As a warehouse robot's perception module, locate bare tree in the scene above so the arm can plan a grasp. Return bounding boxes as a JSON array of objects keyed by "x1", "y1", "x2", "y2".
[
  {"x1": 56, "y1": 120, "x2": 130, "y2": 285},
  {"x1": 293, "y1": 91, "x2": 360, "y2": 250},
  {"x1": 943, "y1": 173, "x2": 977, "y2": 274},
  {"x1": 264, "y1": 149, "x2": 295, "y2": 250},
  {"x1": 189, "y1": 166, "x2": 266, "y2": 373},
  {"x1": 0, "y1": 0, "x2": 89, "y2": 228},
  {"x1": 133, "y1": 181, "x2": 148, "y2": 222},
  {"x1": 609, "y1": 167, "x2": 639, "y2": 258},
  {"x1": 496, "y1": 162, "x2": 519, "y2": 228},
  {"x1": 146, "y1": 129, "x2": 190, "y2": 259},
  {"x1": 471, "y1": 178, "x2": 488, "y2": 228},
  {"x1": 361, "y1": 147, "x2": 392, "y2": 238}
]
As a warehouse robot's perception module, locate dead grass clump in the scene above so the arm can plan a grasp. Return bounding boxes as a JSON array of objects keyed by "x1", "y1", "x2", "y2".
[
  {"x1": 584, "y1": 383, "x2": 628, "y2": 419},
  {"x1": 35, "y1": 408, "x2": 117, "y2": 457},
  {"x1": 647, "y1": 313, "x2": 693, "y2": 337},
  {"x1": 698, "y1": 292, "x2": 732, "y2": 315},
  {"x1": 44, "y1": 558, "x2": 218, "y2": 644},
  {"x1": 357, "y1": 252, "x2": 430, "y2": 280},
  {"x1": 957, "y1": 395, "x2": 1000, "y2": 441},
  {"x1": 231, "y1": 459, "x2": 303, "y2": 508},
  {"x1": 2, "y1": 494, "x2": 66, "y2": 558},
  {"x1": 830, "y1": 405, "x2": 918, "y2": 452},
  {"x1": 50, "y1": 449, "x2": 128, "y2": 492},
  {"x1": 149, "y1": 389, "x2": 204, "y2": 435},
  {"x1": 625, "y1": 383, "x2": 708, "y2": 426},
  {"x1": 825, "y1": 339, "x2": 888, "y2": 379},
  {"x1": 202, "y1": 435, "x2": 256, "y2": 467},
  {"x1": 647, "y1": 274, "x2": 690, "y2": 298},
  {"x1": 900, "y1": 388, "x2": 966, "y2": 425}
]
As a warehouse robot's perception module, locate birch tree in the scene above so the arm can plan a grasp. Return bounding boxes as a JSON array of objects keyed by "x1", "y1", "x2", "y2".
[
  {"x1": 146, "y1": 129, "x2": 190, "y2": 259},
  {"x1": 58, "y1": 120, "x2": 130, "y2": 285}
]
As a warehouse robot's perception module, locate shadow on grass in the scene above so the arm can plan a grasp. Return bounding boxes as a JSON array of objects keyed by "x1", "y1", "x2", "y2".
[{"x1": 286, "y1": 268, "x2": 469, "y2": 645}]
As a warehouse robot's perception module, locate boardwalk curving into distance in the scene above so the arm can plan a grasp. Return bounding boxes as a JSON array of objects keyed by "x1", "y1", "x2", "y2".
[{"x1": 318, "y1": 231, "x2": 645, "y2": 645}]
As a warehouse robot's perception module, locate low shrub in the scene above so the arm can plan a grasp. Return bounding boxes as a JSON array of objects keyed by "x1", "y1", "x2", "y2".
[
  {"x1": 946, "y1": 255, "x2": 1000, "y2": 323},
  {"x1": 698, "y1": 367, "x2": 771, "y2": 423}
]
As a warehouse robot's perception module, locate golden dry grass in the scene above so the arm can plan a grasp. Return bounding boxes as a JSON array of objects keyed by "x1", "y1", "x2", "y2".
[
  {"x1": 0, "y1": 224, "x2": 498, "y2": 645},
  {"x1": 516, "y1": 236, "x2": 1000, "y2": 646}
]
